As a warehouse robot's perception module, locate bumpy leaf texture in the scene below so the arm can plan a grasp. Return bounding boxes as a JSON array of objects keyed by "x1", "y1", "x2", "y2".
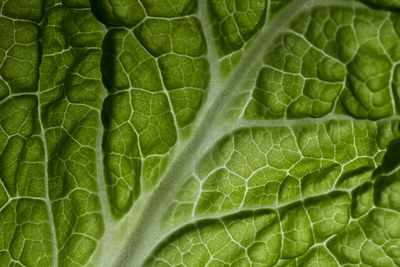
[{"x1": 1, "y1": 0, "x2": 400, "y2": 266}]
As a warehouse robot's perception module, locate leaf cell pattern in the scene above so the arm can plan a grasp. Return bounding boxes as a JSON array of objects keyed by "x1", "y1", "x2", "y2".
[
  {"x1": 0, "y1": 0, "x2": 106, "y2": 265},
  {"x1": 0, "y1": 0, "x2": 52, "y2": 266},
  {"x1": 97, "y1": 0, "x2": 209, "y2": 216},
  {"x1": 158, "y1": 3, "x2": 400, "y2": 267},
  {"x1": 1, "y1": 0, "x2": 400, "y2": 266},
  {"x1": 39, "y1": 1, "x2": 106, "y2": 265},
  {"x1": 244, "y1": 6, "x2": 400, "y2": 119}
]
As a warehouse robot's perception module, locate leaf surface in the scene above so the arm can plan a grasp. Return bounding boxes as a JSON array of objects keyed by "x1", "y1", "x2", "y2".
[{"x1": 1, "y1": 0, "x2": 400, "y2": 266}]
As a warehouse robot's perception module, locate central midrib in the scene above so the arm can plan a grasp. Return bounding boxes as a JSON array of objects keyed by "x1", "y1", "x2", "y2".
[{"x1": 111, "y1": 0, "x2": 313, "y2": 266}]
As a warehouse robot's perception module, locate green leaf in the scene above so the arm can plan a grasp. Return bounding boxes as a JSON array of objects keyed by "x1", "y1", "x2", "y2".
[{"x1": 1, "y1": 0, "x2": 400, "y2": 266}]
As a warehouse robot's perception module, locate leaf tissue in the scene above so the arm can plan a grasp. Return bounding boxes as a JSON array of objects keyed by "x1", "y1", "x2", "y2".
[{"x1": 1, "y1": 0, "x2": 400, "y2": 266}]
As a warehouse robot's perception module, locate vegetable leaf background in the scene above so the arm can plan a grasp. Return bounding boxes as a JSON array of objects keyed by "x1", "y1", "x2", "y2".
[{"x1": 1, "y1": 0, "x2": 400, "y2": 266}]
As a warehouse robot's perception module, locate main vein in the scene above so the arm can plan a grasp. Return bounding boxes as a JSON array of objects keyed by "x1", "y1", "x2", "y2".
[{"x1": 113, "y1": 0, "x2": 311, "y2": 266}]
